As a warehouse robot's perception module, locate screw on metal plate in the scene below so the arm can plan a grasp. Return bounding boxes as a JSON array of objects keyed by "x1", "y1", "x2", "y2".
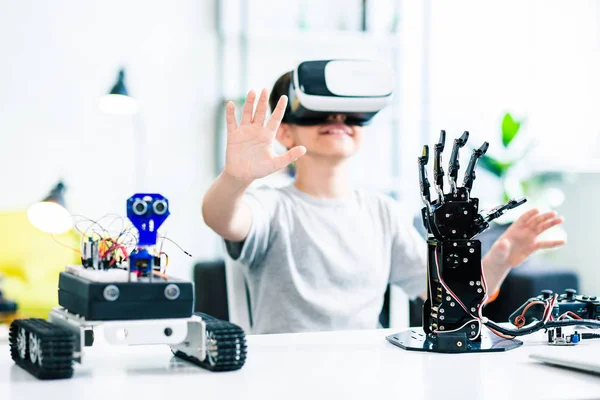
[
  {"x1": 103, "y1": 285, "x2": 120, "y2": 301},
  {"x1": 165, "y1": 284, "x2": 181, "y2": 300}
]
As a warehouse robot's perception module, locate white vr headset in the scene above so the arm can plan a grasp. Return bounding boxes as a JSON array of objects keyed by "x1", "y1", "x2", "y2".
[{"x1": 284, "y1": 59, "x2": 394, "y2": 126}]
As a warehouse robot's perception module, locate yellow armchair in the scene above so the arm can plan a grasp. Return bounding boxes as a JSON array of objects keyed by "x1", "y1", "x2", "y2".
[{"x1": 0, "y1": 210, "x2": 80, "y2": 319}]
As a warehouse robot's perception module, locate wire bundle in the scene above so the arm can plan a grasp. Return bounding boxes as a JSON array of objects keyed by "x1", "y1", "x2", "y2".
[
  {"x1": 430, "y1": 249, "x2": 581, "y2": 342},
  {"x1": 50, "y1": 213, "x2": 191, "y2": 273},
  {"x1": 432, "y1": 250, "x2": 486, "y2": 341}
]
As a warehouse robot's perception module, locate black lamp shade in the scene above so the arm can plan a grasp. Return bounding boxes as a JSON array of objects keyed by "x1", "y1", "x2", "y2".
[
  {"x1": 109, "y1": 69, "x2": 129, "y2": 96},
  {"x1": 43, "y1": 181, "x2": 67, "y2": 208},
  {"x1": 98, "y1": 68, "x2": 138, "y2": 115}
]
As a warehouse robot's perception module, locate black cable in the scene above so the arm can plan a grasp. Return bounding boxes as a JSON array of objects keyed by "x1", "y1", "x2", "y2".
[
  {"x1": 159, "y1": 236, "x2": 193, "y2": 257},
  {"x1": 544, "y1": 320, "x2": 600, "y2": 329},
  {"x1": 582, "y1": 333, "x2": 600, "y2": 340},
  {"x1": 484, "y1": 320, "x2": 545, "y2": 336},
  {"x1": 484, "y1": 319, "x2": 600, "y2": 337}
]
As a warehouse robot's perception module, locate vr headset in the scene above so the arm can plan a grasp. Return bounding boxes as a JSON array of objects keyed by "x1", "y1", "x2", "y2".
[{"x1": 283, "y1": 59, "x2": 394, "y2": 126}]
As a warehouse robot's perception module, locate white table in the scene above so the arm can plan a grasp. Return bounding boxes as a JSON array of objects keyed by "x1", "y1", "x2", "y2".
[{"x1": 1, "y1": 327, "x2": 599, "y2": 400}]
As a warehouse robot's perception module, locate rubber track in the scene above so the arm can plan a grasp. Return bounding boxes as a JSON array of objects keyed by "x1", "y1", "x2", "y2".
[
  {"x1": 9, "y1": 319, "x2": 75, "y2": 379},
  {"x1": 174, "y1": 312, "x2": 247, "y2": 371}
]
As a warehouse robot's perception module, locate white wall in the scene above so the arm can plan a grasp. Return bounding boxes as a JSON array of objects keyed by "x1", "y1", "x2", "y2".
[
  {"x1": 0, "y1": 0, "x2": 429, "y2": 284},
  {"x1": 7, "y1": 0, "x2": 595, "y2": 296},
  {"x1": 0, "y1": 0, "x2": 427, "y2": 283},
  {"x1": 0, "y1": 1, "x2": 220, "y2": 278},
  {"x1": 551, "y1": 171, "x2": 600, "y2": 295},
  {"x1": 425, "y1": 0, "x2": 600, "y2": 293},
  {"x1": 218, "y1": 0, "x2": 406, "y2": 196},
  {"x1": 426, "y1": 0, "x2": 600, "y2": 209}
]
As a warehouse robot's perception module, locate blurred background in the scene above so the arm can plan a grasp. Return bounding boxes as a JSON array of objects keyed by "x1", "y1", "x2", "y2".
[{"x1": 0, "y1": 0, "x2": 598, "y2": 329}]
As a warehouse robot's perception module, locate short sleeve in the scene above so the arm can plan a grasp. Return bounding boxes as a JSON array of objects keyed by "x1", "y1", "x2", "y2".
[
  {"x1": 387, "y1": 202, "x2": 428, "y2": 299},
  {"x1": 224, "y1": 186, "x2": 280, "y2": 268}
]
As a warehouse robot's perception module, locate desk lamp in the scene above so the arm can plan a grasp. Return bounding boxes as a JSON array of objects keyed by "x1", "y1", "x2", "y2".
[
  {"x1": 27, "y1": 181, "x2": 72, "y2": 234},
  {"x1": 98, "y1": 67, "x2": 145, "y2": 188},
  {"x1": 97, "y1": 68, "x2": 139, "y2": 115}
]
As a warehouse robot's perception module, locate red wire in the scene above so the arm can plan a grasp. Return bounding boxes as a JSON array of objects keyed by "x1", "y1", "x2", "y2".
[
  {"x1": 433, "y1": 249, "x2": 488, "y2": 340},
  {"x1": 153, "y1": 271, "x2": 168, "y2": 280},
  {"x1": 568, "y1": 311, "x2": 583, "y2": 320},
  {"x1": 51, "y1": 233, "x2": 81, "y2": 254},
  {"x1": 100, "y1": 240, "x2": 129, "y2": 263},
  {"x1": 488, "y1": 327, "x2": 516, "y2": 340},
  {"x1": 542, "y1": 295, "x2": 558, "y2": 322},
  {"x1": 434, "y1": 251, "x2": 474, "y2": 318},
  {"x1": 514, "y1": 300, "x2": 547, "y2": 327},
  {"x1": 560, "y1": 311, "x2": 583, "y2": 320}
]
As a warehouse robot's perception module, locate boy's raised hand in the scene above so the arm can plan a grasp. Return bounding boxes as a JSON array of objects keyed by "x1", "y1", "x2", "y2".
[{"x1": 224, "y1": 89, "x2": 306, "y2": 182}]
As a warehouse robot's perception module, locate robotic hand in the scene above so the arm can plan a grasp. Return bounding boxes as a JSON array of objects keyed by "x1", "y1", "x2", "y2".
[
  {"x1": 419, "y1": 131, "x2": 527, "y2": 242},
  {"x1": 388, "y1": 131, "x2": 600, "y2": 353},
  {"x1": 388, "y1": 131, "x2": 527, "y2": 353}
]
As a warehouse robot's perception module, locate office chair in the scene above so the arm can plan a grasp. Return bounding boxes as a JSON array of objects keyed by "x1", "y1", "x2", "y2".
[{"x1": 193, "y1": 259, "x2": 411, "y2": 332}]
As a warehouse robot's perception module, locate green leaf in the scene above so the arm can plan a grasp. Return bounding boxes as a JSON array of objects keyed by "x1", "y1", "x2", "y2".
[
  {"x1": 520, "y1": 172, "x2": 565, "y2": 194},
  {"x1": 502, "y1": 113, "x2": 521, "y2": 147},
  {"x1": 478, "y1": 154, "x2": 514, "y2": 178}
]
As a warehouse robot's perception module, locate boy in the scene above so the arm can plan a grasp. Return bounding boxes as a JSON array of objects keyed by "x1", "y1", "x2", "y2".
[{"x1": 202, "y1": 70, "x2": 565, "y2": 334}]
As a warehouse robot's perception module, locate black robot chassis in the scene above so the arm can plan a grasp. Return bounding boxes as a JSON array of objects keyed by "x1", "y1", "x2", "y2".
[{"x1": 9, "y1": 193, "x2": 248, "y2": 379}]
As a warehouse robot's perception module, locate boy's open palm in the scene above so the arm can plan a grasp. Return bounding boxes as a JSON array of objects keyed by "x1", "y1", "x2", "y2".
[{"x1": 224, "y1": 89, "x2": 306, "y2": 182}]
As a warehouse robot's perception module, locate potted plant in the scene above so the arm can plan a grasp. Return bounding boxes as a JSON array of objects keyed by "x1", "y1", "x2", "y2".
[{"x1": 478, "y1": 112, "x2": 565, "y2": 225}]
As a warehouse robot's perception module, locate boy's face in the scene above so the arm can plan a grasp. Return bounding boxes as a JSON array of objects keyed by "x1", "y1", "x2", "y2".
[{"x1": 276, "y1": 114, "x2": 364, "y2": 160}]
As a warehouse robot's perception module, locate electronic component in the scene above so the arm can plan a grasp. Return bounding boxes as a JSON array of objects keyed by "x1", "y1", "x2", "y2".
[
  {"x1": 81, "y1": 234, "x2": 129, "y2": 270},
  {"x1": 125, "y1": 193, "x2": 170, "y2": 278},
  {"x1": 545, "y1": 329, "x2": 600, "y2": 345},
  {"x1": 9, "y1": 193, "x2": 247, "y2": 379},
  {"x1": 64, "y1": 264, "x2": 135, "y2": 282},
  {"x1": 126, "y1": 193, "x2": 170, "y2": 246},
  {"x1": 510, "y1": 289, "x2": 600, "y2": 327},
  {"x1": 547, "y1": 327, "x2": 580, "y2": 346},
  {"x1": 510, "y1": 289, "x2": 600, "y2": 346}
]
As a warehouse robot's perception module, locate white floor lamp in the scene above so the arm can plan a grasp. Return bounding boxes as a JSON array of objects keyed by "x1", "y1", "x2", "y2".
[{"x1": 97, "y1": 68, "x2": 145, "y2": 189}]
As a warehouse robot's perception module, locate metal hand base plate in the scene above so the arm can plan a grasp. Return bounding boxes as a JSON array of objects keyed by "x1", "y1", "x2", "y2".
[{"x1": 386, "y1": 327, "x2": 523, "y2": 353}]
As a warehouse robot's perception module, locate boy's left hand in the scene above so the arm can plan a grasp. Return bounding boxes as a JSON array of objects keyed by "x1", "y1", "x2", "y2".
[{"x1": 488, "y1": 208, "x2": 565, "y2": 269}]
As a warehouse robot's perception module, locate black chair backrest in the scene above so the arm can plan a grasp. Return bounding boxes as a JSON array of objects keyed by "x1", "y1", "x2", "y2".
[
  {"x1": 193, "y1": 260, "x2": 229, "y2": 321},
  {"x1": 194, "y1": 259, "x2": 413, "y2": 329}
]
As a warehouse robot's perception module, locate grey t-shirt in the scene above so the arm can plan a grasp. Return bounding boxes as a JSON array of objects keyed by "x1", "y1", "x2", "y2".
[{"x1": 224, "y1": 184, "x2": 427, "y2": 334}]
